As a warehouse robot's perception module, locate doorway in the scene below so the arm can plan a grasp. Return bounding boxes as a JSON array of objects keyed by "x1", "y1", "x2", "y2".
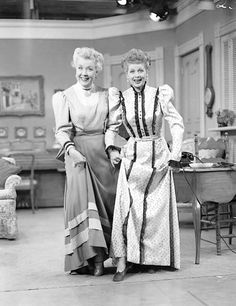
[{"x1": 180, "y1": 49, "x2": 201, "y2": 138}]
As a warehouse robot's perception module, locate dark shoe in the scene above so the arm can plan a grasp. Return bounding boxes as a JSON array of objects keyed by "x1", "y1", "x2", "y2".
[
  {"x1": 70, "y1": 266, "x2": 89, "y2": 275},
  {"x1": 94, "y1": 262, "x2": 104, "y2": 276},
  {"x1": 113, "y1": 269, "x2": 127, "y2": 282}
]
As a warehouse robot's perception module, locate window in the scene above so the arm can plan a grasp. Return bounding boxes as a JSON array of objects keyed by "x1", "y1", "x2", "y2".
[{"x1": 221, "y1": 31, "x2": 236, "y2": 112}]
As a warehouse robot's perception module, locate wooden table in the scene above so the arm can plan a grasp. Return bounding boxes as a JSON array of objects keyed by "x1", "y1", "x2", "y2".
[{"x1": 174, "y1": 167, "x2": 236, "y2": 264}]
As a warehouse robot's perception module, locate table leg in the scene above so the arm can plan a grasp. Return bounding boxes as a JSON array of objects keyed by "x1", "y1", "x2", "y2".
[
  {"x1": 215, "y1": 203, "x2": 221, "y2": 255},
  {"x1": 192, "y1": 197, "x2": 201, "y2": 264},
  {"x1": 191, "y1": 173, "x2": 201, "y2": 264}
]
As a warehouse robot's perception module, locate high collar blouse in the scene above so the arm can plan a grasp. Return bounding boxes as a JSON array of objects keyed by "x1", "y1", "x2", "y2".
[
  {"x1": 52, "y1": 82, "x2": 122, "y2": 150},
  {"x1": 121, "y1": 84, "x2": 184, "y2": 161}
]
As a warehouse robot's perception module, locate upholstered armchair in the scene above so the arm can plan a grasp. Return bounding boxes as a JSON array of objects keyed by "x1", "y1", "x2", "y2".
[{"x1": 0, "y1": 174, "x2": 21, "y2": 239}]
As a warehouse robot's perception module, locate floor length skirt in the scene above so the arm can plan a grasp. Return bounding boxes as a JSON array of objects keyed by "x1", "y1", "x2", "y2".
[
  {"x1": 111, "y1": 137, "x2": 180, "y2": 269},
  {"x1": 64, "y1": 134, "x2": 118, "y2": 272}
]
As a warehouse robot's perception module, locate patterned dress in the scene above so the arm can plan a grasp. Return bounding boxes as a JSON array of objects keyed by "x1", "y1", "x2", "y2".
[
  {"x1": 111, "y1": 84, "x2": 184, "y2": 269},
  {"x1": 52, "y1": 83, "x2": 121, "y2": 272}
]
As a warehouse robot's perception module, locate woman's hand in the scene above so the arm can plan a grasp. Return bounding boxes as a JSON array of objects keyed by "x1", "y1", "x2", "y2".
[
  {"x1": 168, "y1": 159, "x2": 181, "y2": 172},
  {"x1": 68, "y1": 147, "x2": 86, "y2": 167},
  {"x1": 109, "y1": 148, "x2": 121, "y2": 168}
]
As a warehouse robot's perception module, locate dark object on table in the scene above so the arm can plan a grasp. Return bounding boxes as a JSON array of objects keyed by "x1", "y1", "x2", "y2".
[{"x1": 180, "y1": 151, "x2": 194, "y2": 167}]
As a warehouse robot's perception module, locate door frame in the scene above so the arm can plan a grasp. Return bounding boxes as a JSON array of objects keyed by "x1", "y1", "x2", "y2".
[{"x1": 174, "y1": 33, "x2": 205, "y2": 137}]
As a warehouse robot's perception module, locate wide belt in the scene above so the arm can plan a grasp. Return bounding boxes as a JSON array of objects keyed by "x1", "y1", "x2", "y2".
[{"x1": 133, "y1": 135, "x2": 161, "y2": 142}]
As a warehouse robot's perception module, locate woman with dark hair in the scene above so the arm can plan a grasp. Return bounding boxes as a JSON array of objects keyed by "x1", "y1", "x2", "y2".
[
  {"x1": 111, "y1": 48, "x2": 184, "y2": 282},
  {"x1": 52, "y1": 47, "x2": 121, "y2": 276}
]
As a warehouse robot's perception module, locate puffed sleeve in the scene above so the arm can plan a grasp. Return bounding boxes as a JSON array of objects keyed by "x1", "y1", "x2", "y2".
[
  {"x1": 52, "y1": 91, "x2": 75, "y2": 153},
  {"x1": 104, "y1": 87, "x2": 122, "y2": 150},
  {"x1": 159, "y1": 84, "x2": 184, "y2": 161}
]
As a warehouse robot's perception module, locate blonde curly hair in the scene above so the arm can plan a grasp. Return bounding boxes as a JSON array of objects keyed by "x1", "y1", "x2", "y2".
[
  {"x1": 121, "y1": 49, "x2": 151, "y2": 73},
  {"x1": 72, "y1": 47, "x2": 104, "y2": 72}
]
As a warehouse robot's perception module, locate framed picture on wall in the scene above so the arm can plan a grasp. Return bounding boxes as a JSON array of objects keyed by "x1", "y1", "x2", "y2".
[
  {"x1": 34, "y1": 126, "x2": 46, "y2": 138},
  {"x1": 15, "y1": 127, "x2": 27, "y2": 139},
  {"x1": 0, "y1": 75, "x2": 45, "y2": 116},
  {"x1": 0, "y1": 127, "x2": 8, "y2": 138}
]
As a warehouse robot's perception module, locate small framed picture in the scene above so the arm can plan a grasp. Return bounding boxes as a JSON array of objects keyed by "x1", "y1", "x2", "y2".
[
  {"x1": 34, "y1": 126, "x2": 46, "y2": 138},
  {"x1": 15, "y1": 127, "x2": 27, "y2": 139},
  {"x1": 0, "y1": 127, "x2": 8, "y2": 138}
]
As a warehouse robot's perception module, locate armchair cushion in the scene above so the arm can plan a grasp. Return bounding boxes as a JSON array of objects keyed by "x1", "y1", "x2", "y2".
[{"x1": 0, "y1": 158, "x2": 21, "y2": 189}]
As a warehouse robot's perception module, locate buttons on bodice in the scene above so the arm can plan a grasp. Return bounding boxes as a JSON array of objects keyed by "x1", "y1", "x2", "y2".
[{"x1": 137, "y1": 92, "x2": 145, "y2": 136}]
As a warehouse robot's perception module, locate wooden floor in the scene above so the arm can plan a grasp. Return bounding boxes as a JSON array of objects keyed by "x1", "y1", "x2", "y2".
[{"x1": 0, "y1": 208, "x2": 236, "y2": 306}]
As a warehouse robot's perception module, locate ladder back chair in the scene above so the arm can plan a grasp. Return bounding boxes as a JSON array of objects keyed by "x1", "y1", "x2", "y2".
[{"x1": 8, "y1": 140, "x2": 40, "y2": 213}]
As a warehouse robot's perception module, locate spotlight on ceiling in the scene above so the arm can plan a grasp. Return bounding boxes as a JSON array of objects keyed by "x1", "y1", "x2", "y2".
[
  {"x1": 116, "y1": 0, "x2": 134, "y2": 6},
  {"x1": 149, "y1": 1, "x2": 170, "y2": 22},
  {"x1": 117, "y1": 0, "x2": 127, "y2": 5}
]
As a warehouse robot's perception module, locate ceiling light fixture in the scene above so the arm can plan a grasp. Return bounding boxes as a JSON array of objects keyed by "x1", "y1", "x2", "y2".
[
  {"x1": 116, "y1": 0, "x2": 134, "y2": 6},
  {"x1": 149, "y1": 0, "x2": 170, "y2": 22},
  {"x1": 117, "y1": 0, "x2": 127, "y2": 5},
  {"x1": 116, "y1": 0, "x2": 177, "y2": 21}
]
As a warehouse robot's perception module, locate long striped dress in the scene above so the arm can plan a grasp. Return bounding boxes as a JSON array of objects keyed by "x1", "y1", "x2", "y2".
[
  {"x1": 111, "y1": 84, "x2": 184, "y2": 269},
  {"x1": 52, "y1": 83, "x2": 121, "y2": 272}
]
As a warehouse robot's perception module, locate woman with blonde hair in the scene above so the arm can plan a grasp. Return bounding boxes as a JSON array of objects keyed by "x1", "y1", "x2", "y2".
[
  {"x1": 111, "y1": 48, "x2": 184, "y2": 282},
  {"x1": 52, "y1": 47, "x2": 121, "y2": 276}
]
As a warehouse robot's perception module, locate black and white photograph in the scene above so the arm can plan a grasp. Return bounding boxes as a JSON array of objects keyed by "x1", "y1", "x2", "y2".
[{"x1": 0, "y1": 1, "x2": 236, "y2": 306}]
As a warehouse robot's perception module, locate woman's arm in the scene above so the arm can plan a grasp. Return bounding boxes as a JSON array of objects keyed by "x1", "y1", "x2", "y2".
[
  {"x1": 52, "y1": 91, "x2": 75, "y2": 155},
  {"x1": 104, "y1": 87, "x2": 122, "y2": 151},
  {"x1": 159, "y1": 84, "x2": 184, "y2": 161},
  {"x1": 104, "y1": 87, "x2": 123, "y2": 166}
]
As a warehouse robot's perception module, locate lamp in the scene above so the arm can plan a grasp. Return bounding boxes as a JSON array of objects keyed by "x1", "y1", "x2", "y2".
[
  {"x1": 116, "y1": 0, "x2": 177, "y2": 21},
  {"x1": 149, "y1": 0, "x2": 170, "y2": 22},
  {"x1": 117, "y1": 0, "x2": 127, "y2": 5},
  {"x1": 116, "y1": 0, "x2": 134, "y2": 6}
]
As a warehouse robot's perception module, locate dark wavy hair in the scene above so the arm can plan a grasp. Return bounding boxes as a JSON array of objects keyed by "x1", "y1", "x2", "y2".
[{"x1": 121, "y1": 49, "x2": 151, "y2": 72}]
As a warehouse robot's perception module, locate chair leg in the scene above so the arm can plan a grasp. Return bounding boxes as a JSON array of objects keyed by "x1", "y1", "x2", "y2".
[
  {"x1": 34, "y1": 188, "x2": 38, "y2": 211},
  {"x1": 30, "y1": 187, "x2": 35, "y2": 214},
  {"x1": 228, "y1": 204, "x2": 233, "y2": 245},
  {"x1": 202, "y1": 203, "x2": 209, "y2": 230},
  {"x1": 192, "y1": 198, "x2": 201, "y2": 264},
  {"x1": 215, "y1": 203, "x2": 221, "y2": 255}
]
